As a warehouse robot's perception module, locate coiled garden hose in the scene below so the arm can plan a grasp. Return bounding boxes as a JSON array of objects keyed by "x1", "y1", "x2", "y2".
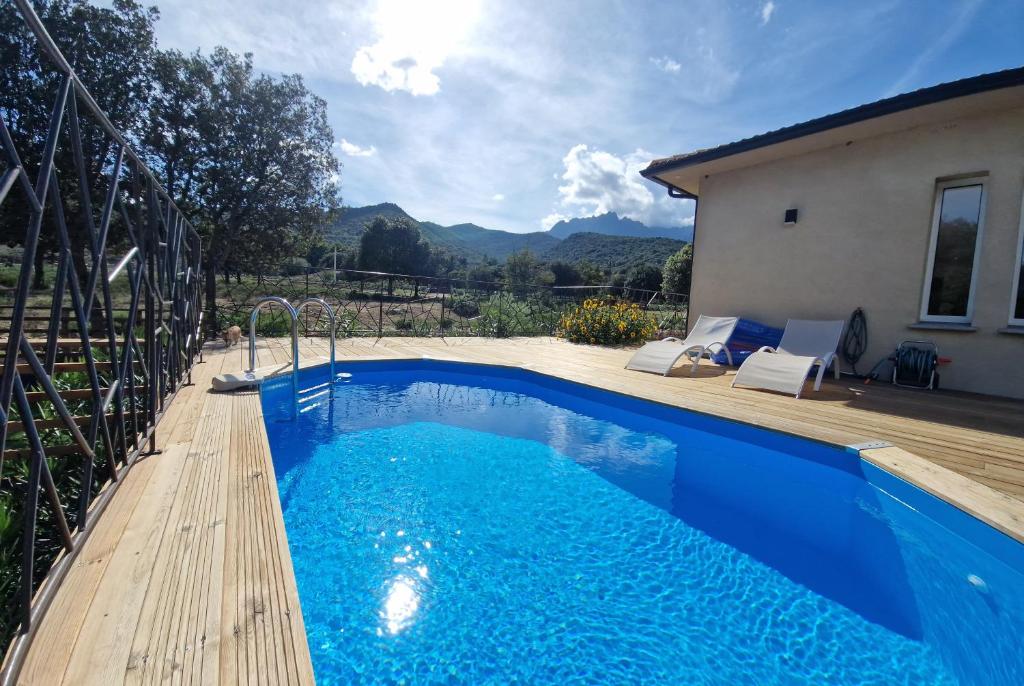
[
  {"x1": 895, "y1": 345, "x2": 938, "y2": 387},
  {"x1": 841, "y1": 308, "x2": 867, "y2": 376}
]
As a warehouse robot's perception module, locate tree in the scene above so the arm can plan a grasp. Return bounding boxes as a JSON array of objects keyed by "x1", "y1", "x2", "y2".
[
  {"x1": 467, "y1": 260, "x2": 502, "y2": 289},
  {"x1": 504, "y1": 249, "x2": 540, "y2": 288},
  {"x1": 430, "y1": 247, "x2": 467, "y2": 280},
  {"x1": 576, "y1": 261, "x2": 605, "y2": 286},
  {"x1": 145, "y1": 47, "x2": 341, "y2": 331},
  {"x1": 305, "y1": 239, "x2": 331, "y2": 271},
  {"x1": 624, "y1": 264, "x2": 663, "y2": 295},
  {"x1": 662, "y1": 244, "x2": 693, "y2": 295},
  {"x1": 0, "y1": 0, "x2": 159, "y2": 288},
  {"x1": 549, "y1": 261, "x2": 582, "y2": 287},
  {"x1": 357, "y1": 216, "x2": 431, "y2": 293}
]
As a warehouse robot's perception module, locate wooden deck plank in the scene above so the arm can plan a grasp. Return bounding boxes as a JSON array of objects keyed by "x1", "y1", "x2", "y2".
[{"x1": 13, "y1": 336, "x2": 1024, "y2": 686}]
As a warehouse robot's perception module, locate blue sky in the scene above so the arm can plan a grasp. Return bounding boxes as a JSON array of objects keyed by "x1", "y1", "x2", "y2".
[{"x1": 152, "y1": 0, "x2": 1024, "y2": 234}]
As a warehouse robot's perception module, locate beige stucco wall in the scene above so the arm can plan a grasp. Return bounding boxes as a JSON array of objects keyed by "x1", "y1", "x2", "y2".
[{"x1": 689, "y1": 106, "x2": 1024, "y2": 398}]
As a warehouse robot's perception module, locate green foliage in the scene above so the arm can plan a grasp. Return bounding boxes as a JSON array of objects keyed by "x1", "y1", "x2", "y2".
[
  {"x1": 430, "y1": 248, "x2": 467, "y2": 279},
  {"x1": 466, "y1": 261, "x2": 502, "y2": 285},
  {"x1": 504, "y1": 249, "x2": 541, "y2": 287},
  {"x1": 661, "y1": 244, "x2": 693, "y2": 295},
  {"x1": 450, "y1": 298, "x2": 480, "y2": 318},
  {"x1": 280, "y1": 257, "x2": 311, "y2": 276},
  {"x1": 357, "y1": 217, "x2": 432, "y2": 277},
  {"x1": 624, "y1": 264, "x2": 663, "y2": 293},
  {"x1": 144, "y1": 45, "x2": 340, "y2": 331},
  {"x1": 575, "y1": 261, "x2": 606, "y2": 285},
  {"x1": 0, "y1": 0, "x2": 160, "y2": 288},
  {"x1": 544, "y1": 233, "x2": 688, "y2": 273},
  {"x1": 305, "y1": 240, "x2": 333, "y2": 270},
  {"x1": 557, "y1": 296, "x2": 657, "y2": 345},
  {"x1": 549, "y1": 261, "x2": 582, "y2": 287}
]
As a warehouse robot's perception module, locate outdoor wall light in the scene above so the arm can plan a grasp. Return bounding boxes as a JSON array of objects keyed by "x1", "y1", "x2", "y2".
[{"x1": 784, "y1": 208, "x2": 798, "y2": 225}]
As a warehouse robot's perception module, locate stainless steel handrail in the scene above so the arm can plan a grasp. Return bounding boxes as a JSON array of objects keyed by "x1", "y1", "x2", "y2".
[
  {"x1": 249, "y1": 296, "x2": 299, "y2": 402},
  {"x1": 294, "y1": 297, "x2": 336, "y2": 395}
]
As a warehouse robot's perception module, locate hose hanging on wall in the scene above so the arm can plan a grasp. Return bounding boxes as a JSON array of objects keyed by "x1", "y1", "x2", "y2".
[{"x1": 841, "y1": 307, "x2": 868, "y2": 376}]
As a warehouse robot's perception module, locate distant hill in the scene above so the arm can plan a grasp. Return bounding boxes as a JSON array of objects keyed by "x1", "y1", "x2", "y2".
[
  {"x1": 418, "y1": 221, "x2": 559, "y2": 261},
  {"x1": 543, "y1": 233, "x2": 688, "y2": 272},
  {"x1": 329, "y1": 203, "x2": 416, "y2": 245},
  {"x1": 327, "y1": 204, "x2": 688, "y2": 268},
  {"x1": 547, "y1": 212, "x2": 693, "y2": 242},
  {"x1": 328, "y1": 204, "x2": 557, "y2": 261}
]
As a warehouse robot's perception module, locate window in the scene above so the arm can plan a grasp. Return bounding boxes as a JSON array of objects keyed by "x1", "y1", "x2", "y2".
[
  {"x1": 920, "y1": 177, "x2": 987, "y2": 323},
  {"x1": 1010, "y1": 187, "x2": 1024, "y2": 327}
]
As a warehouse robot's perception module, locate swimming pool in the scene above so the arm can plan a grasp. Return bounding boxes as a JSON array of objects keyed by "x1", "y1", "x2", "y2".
[{"x1": 262, "y1": 360, "x2": 1024, "y2": 685}]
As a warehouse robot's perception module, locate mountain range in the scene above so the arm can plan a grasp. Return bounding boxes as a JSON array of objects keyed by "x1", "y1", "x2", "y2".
[
  {"x1": 547, "y1": 213, "x2": 693, "y2": 242},
  {"x1": 327, "y1": 203, "x2": 690, "y2": 269}
]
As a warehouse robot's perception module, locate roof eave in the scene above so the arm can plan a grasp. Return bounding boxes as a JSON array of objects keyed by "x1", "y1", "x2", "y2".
[{"x1": 639, "y1": 168, "x2": 698, "y2": 200}]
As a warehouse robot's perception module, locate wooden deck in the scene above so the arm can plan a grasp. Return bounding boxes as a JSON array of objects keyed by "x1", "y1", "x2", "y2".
[{"x1": 13, "y1": 336, "x2": 1024, "y2": 685}]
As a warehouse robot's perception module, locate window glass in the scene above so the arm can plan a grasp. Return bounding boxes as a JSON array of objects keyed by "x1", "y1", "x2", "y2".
[
  {"x1": 926, "y1": 184, "x2": 983, "y2": 318},
  {"x1": 1014, "y1": 243, "x2": 1024, "y2": 322}
]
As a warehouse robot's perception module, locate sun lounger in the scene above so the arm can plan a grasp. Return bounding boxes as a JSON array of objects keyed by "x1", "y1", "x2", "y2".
[
  {"x1": 626, "y1": 315, "x2": 739, "y2": 375},
  {"x1": 731, "y1": 319, "x2": 844, "y2": 398}
]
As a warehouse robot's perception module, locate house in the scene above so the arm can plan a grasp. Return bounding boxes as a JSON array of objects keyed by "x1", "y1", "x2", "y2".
[{"x1": 641, "y1": 67, "x2": 1024, "y2": 399}]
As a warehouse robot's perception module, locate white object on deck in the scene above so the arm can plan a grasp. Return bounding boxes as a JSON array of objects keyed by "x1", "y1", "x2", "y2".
[
  {"x1": 625, "y1": 315, "x2": 739, "y2": 375},
  {"x1": 731, "y1": 319, "x2": 845, "y2": 398},
  {"x1": 211, "y1": 361, "x2": 295, "y2": 392},
  {"x1": 211, "y1": 370, "x2": 263, "y2": 392}
]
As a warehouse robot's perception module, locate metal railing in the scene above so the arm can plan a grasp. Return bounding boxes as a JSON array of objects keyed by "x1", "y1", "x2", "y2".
[
  {"x1": 248, "y1": 296, "x2": 299, "y2": 402},
  {"x1": 294, "y1": 297, "x2": 336, "y2": 393},
  {"x1": 220, "y1": 268, "x2": 689, "y2": 340},
  {"x1": 0, "y1": 1, "x2": 203, "y2": 678}
]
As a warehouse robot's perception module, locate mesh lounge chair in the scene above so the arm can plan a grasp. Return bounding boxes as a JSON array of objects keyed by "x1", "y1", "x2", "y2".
[
  {"x1": 731, "y1": 319, "x2": 845, "y2": 398},
  {"x1": 626, "y1": 315, "x2": 738, "y2": 376}
]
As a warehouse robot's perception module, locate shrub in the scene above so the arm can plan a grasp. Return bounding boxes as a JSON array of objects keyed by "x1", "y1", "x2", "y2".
[
  {"x1": 557, "y1": 296, "x2": 656, "y2": 345},
  {"x1": 624, "y1": 264, "x2": 663, "y2": 295},
  {"x1": 450, "y1": 298, "x2": 480, "y2": 318},
  {"x1": 662, "y1": 244, "x2": 693, "y2": 295}
]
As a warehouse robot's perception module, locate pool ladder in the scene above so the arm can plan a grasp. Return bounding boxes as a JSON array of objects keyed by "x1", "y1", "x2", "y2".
[{"x1": 248, "y1": 296, "x2": 337, "y2": 401}]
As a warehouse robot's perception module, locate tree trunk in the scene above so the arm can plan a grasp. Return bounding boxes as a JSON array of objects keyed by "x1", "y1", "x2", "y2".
[
  {"x1": 32, "y1": 249, "x2": 46, "y2": 290},
  {"x1": 205, "y1": 262, "x2": 219, "y2": 336}
]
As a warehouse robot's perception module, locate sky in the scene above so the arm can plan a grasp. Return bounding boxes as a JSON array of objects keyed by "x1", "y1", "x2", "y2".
[{"x1": 150, "y1": 0, "x2": 1024, "y2": 234}]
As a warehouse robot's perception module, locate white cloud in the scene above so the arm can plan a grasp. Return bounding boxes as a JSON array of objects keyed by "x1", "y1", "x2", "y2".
[
  {"x1": 336, "y1": 138, "x2": 377, "y2": 157},
  {"x1": 650, "y1": 56, "x2": 682, "y2": 73},
  {"x1": 541, "y1": 212, "x2": 569, "y2": 230},
  {"x1": 760, "y1": 2, "x2": 776, "y2": 26},
  {"x1": 492, "y1": 193, "x2": 505, "y2": 201},
  {"x1": 351, "y1": 0, "x2": 481, "y2": 95},
  {"x1": 542, "y1": 145, "x2": 694, "y2": 229}
]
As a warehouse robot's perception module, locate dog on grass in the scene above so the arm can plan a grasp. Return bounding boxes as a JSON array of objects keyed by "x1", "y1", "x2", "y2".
[{"x1": 221, "y1": 325, "x2": 242, "y2": 347}]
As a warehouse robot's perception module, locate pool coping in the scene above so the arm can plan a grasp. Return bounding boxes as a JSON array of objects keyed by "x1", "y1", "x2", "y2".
[{"x1": 271, "y1": 352, "x2": 1024, "y2": 546}]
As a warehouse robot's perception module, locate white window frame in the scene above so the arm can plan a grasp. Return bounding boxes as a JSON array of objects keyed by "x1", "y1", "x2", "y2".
[
  {"x1": 919, "y1": 176, "x2": 988, "y2": 324},
  {"x1": 1009, "y1": 185, "x2": 1024, "y2": 327}
]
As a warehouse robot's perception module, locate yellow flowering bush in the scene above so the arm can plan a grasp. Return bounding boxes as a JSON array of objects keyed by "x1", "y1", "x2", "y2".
[{"x1": 557, "y1": 296, "x2": 657, "y2": 345}]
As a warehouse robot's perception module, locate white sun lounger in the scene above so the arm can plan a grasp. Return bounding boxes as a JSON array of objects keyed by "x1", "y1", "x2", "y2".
[
  {"x1": 625, "y1": 315, "x2": 738, "y2": 376},
  {"x1": 731, "y1": 319, "x2": 845, "y2": 398}
]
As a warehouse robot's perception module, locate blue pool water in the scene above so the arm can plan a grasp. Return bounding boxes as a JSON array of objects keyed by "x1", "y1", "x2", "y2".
[{"x1": 262, "y1": 360, "x2": 1024, "y2": 685}]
